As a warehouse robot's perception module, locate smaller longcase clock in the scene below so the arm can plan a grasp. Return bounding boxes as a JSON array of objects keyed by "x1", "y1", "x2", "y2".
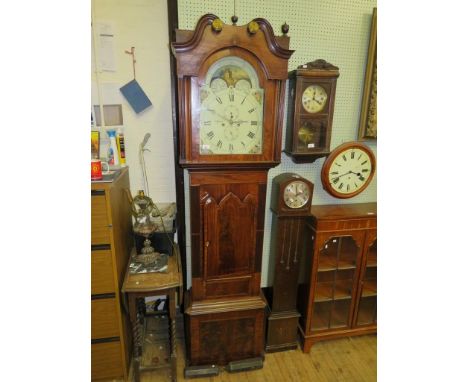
[
  {"x1": 321, "y1": 141, "x2": 376, "y2": 199},
  {"x1": 266, "y1": 172, "x2": 314, "y2": 352},
  {"x1": 284, "y1": 59, "x2": 340, "y2": 163}
]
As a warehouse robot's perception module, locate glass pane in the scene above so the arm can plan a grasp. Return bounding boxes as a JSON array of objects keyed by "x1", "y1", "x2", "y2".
[
  {"x1": 330, "y1": 300, "x2": 351, "y2": 328},
  {"x1": 356, "y1": 239, "x2": 377, "y2": 326},
  {"x1": 357, "y1": 296, "x2": 377, "y2": 325},
  {"x1": 296, "y1": 119, "x2": 327, "y2": 152},
  {"x1": 311, "y1": 301, "x2": 331, "y2": 331},
  {"x1": 312, "y1": 236, "x2": 359, "y2": 331}
]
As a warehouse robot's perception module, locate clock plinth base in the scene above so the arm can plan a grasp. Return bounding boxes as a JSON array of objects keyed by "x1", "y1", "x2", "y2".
[
  {"x1": 184, "y1": 289, "x2": 267, "y2": 366},
  {"x1": 265, "y1": 308, "x2": 300, "y2": 352}
]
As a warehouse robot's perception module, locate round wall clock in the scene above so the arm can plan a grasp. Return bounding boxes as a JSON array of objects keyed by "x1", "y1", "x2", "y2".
[{"x1": 321, "y1": 141, "x2": 375, "y2": 199}]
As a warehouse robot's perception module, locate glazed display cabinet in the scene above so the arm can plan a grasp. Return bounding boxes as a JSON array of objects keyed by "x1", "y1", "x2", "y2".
[{"x1": 297, "y1": 203, "x2": 377, "y2": 353}]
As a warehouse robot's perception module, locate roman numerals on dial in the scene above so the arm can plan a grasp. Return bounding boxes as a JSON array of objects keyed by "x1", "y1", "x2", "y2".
[
  {"x1": 199, "y1": 85, "x2": 264, "y2": 154},
  {"x1": 326, "y1": 146, "x2": 374, "y2": 196}
]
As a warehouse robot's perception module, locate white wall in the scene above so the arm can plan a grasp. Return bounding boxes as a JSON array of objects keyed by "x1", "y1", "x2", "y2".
[{"x1": 91, "y1": 0, "x2": 175, "y2": 203}]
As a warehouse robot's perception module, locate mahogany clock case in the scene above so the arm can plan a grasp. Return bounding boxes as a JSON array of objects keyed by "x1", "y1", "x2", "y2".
[
  {"x1": 172, "y1": 15, "x2": 294, "y2": 368},
  {"x1": 172, "y1": 14, "x2": 294, "y2": 169},
  {"x1": 270, "y1": 173, "x2": 314, "y2": 215}
]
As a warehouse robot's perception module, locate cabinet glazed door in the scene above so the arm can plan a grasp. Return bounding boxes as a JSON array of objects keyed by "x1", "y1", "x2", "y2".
[
  {"x1": 354, "y1": 229, "x2": 377, "y2": 326},
  {"x1": 309, "y1": 232, "x2": 365, "y2": 332}
]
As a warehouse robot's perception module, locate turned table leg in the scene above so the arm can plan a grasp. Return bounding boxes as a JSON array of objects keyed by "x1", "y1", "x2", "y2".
[
  {"x1": 129, "y1": 294, "x2": 143, "y2": 382},
  {"x1": 168, "y1": 289, "x2": 177, "y2": 382}
]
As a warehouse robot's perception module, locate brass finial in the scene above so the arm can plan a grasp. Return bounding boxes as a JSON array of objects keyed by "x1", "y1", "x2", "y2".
[
  {"x1": 281, "y1": 22, "x2": 289, "y2": 35},
  {"x1": 247, "y1": 20, "x2": 259, "y2": 35},
  {"x1": 212, "y1": 18, "x2": 223, "y2": 32}
]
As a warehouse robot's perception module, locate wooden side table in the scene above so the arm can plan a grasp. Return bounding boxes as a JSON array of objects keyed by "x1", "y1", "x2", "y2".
[{"x1": 122, "y1": 245, "x2": 182, "y2": 382}]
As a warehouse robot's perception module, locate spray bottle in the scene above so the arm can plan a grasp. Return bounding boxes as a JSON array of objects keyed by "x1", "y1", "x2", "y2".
[
  {"x1": 116, "y1": 128, "x2": 126, "y2": 166},
  {"x1": 107, "y1": 129, "x2": 120, "y2": 166}
]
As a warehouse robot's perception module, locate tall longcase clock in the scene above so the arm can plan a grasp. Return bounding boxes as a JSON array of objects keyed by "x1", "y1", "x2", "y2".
[{"x1": 172, "y1": 14, "x2": 293, "y2": 369}]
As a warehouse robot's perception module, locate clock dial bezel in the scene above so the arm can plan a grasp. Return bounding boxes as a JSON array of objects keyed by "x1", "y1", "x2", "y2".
[
  {"x1": 199, "y1": 56, "x2": 265, "y2": 155},
  {"x1": 301, "y1": 84, "x2": 328, "y2": 114},
  {"x1": 321, "y1": 141, "x2": 375, "y2": 199},
  {"x1": 283, "y1": 180, "x2": 311, "y2": 209},
  {"x1": 188, "y1": 47, "x2": 279, "y2": 164}
]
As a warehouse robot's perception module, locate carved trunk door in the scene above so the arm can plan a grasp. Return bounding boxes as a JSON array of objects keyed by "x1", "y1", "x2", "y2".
[{"x1": 201, "y1": 192, "x2": 257, "y2": 298}]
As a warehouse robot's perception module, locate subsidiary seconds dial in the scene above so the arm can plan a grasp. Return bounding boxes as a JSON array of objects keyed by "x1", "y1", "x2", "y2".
[{"x1": 321, "y1": 142, "x2": 376, "y2": 199}]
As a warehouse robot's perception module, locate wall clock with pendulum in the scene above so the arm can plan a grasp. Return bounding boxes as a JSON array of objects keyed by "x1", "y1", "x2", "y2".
[
  {"x1": 284, "y1": 60, "x2": 340, "y2": 163},
  {"x1": 171, "y1": 14, "x2": 293, "y2": 374}
]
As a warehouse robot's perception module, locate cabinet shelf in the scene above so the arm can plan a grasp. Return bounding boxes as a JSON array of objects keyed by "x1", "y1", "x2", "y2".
[
  {"x1": 361, "y1": 279, "x2": 377, "y2": 297},
  {"x1": 314, "y1": 280, "x2": 353, "y2": 302},
  {"x1": 318, "y1": 256, "x2": 356, "y2": 272}
]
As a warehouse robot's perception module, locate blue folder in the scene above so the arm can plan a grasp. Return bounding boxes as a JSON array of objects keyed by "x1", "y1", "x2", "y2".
[{"x1": 120, "y1": 79, "x2": 152, "y2": 113}]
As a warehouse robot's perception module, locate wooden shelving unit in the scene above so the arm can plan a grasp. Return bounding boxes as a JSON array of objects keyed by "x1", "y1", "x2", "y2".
[{"x1": 297, "y1": 203, "x2": 377, "y2": 353}]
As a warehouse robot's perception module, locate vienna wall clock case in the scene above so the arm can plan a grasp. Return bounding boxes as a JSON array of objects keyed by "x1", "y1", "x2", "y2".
[
  {"x1": 284, "y1": 60, "x2": 340, "y2": 163},
  {"x1": 172, "y1": 14, "x2": 293, "y2": 369}
]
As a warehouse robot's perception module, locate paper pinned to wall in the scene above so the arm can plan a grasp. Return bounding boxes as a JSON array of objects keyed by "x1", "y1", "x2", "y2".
[{"x1": 95, "y1": 21, "x2": 116, "y2": 72}]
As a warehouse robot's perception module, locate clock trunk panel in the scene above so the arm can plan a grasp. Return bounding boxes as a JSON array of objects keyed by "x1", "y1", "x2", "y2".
[{"x1": 190, "y1": 171, "x2": 266, "y2": 301}]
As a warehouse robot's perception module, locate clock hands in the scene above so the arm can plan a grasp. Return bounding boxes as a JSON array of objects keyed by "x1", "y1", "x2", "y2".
[
  {"x1": 207, "y1": 109, "x2": 232, "y2": 123},
  {"x1": 332, "y1": 170, "x2": 365, "y2": 181}
]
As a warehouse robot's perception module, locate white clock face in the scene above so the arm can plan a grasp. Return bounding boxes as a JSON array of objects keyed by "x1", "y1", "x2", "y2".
[
  {"x1": 328, "y1": 148, "x2": 373, "y2": 195},
  {"x1": 199, "y1": 56, "x2": 264, "y2": 155},
  {"x1": 302, "y1": 85, "x2": 328, "y2": 113},
  {"x1": 283, "y1": 181, "x2": 310, "y2": 209}
]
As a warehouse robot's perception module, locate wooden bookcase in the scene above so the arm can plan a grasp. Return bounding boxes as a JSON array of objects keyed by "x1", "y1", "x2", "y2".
[{"x1": 297, "y1": 203, "x2": 377, "y2": 353}]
